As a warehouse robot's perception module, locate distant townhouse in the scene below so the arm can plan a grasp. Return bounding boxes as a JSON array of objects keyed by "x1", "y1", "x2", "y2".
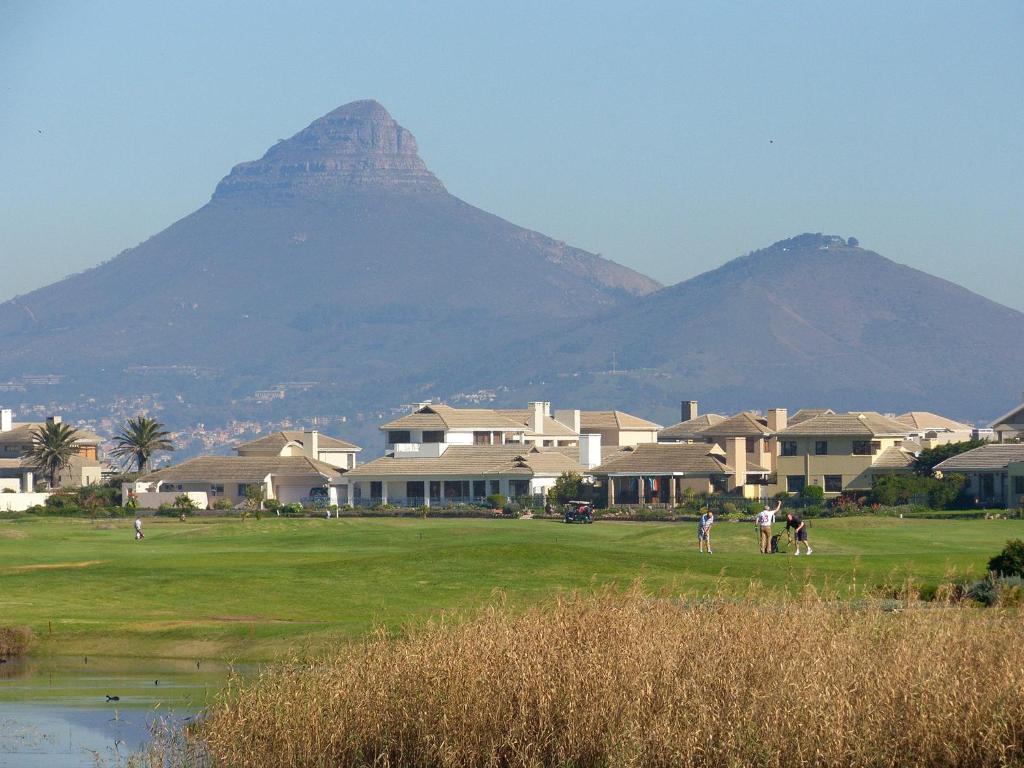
[
  {"x1": 658, "y1": 400, "x2": 726, "y2": 443},
  {"x1": 590, "y1": 442, "x2": 771, "y2": 504},
  {"x1": 934, "y1": 444, "x2": 1024, "y2": 509},
  {"x1": 0, "y1": 409, "x2": 102, "y2": 489},
  {"x1": 774, "y1": 412, "x2": 915, "y2": 496},
  {"x1": 575, "y1": 410, "x2": 661, "y2": 447},
  {"x1": 895, "y1": 412, "x2": 975, "y2": 448},
  {"x1": 235, "y1": 429, "x2": 361, "y2": 469},
  {"x1": 380, "y1": 402, "x2": 579, "y2": 450},
  {"x1": 990, "y1": 395, "x2": 1024, "y2": 443}
]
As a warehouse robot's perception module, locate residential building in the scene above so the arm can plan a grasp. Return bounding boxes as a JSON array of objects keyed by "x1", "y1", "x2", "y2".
[
  {"x1": 576, "y1": 410, "x2": 661, "y2": 447},
  {"x1": 895, "y1": 412, "x2": 975, "y2": 448},
  {"x1": 235, "y1": 429, "x2": 361, "y2": 469},
  {"x1": 658, "y1": 400, "x2": 726, "y2": 443},
  {"x1": 990, "y1": 396, "x2": 1024, "y2": 443},
  {"x1": 934, "y1": 444, "x2": 1024, "y2": 509},
  {"x1": 774, "y1": 412, "x2": 915, "y2": 496},
  {"x1": 344, "y1": 441, "x2": 593, "y2": 507},
  {"x1": 590, "y1": 442, "x2": 771, "y2": 504},
  {"x1": 379, "y1": 402, "x2": 578, "y2": 450},
  {"x1": 129, "y1": 455, "x2": 345, "y2": 508},
  {"x1": 698, "y1": 410, "x2": 785, "y2": 477},
  {"x1": 788, "y1": 408, "x2": 836, "y2": 426},
  {"x1": 0, "y1": 409, "x2": 102, "y2": 488}
]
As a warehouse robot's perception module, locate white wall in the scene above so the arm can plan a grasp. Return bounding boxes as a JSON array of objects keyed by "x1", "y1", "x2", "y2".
[
  {"x1": 132, "y1": 491, "x2": 210, "y2": 510},
  {"x1": 0, "y1": 479, "x2": 21, "y2": 492},
  {"x1": 0, "y1": 492, "x2": 51, "y2": 512}
]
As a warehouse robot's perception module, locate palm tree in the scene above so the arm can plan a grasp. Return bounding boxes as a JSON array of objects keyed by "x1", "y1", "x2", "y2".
[
  {"x1": 111, "y1": 416, "x2": 175, "y2": 473},
  {"x1": 26, "y1": 422, "x2": 81, "y2": 489}
]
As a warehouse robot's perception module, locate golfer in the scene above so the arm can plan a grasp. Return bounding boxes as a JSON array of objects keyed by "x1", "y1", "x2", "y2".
[
  {"x1": 134, "y1": 516, "x2": 144, "y2": 541},
  {"x1": 697, "y1": 509, "x2": 714, "y2": 554},
  {"x1": 756, "y1": 500, "x2": 782, "y2": 554},
  {"x1": 785, "y1": 512, "x2": 812, "y2": 555}
]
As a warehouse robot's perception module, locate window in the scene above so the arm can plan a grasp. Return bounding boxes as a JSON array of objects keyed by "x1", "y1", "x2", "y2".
[
  {"x1": 370, "y1": 481, "x2": 382, "y2": 500},
  {"x1": 509, "y1": 479, "x2": 530, "y2": 498},
  {"x1": 824, "y1": 475, "x2": 843, "y2": 493},
  {"x1": 852, "y1": 441, "x2": 872, "y2": 456},
  {"x1": 422, "y1": 430, "x2": 444, "y2": 443},
  {"x1": 489, "y1": 480, "x2": 500, "y2": 495},
  {"x1": 815, "y1": 441, "x2": 828, "y2": 456},
  {"x1": 473, "y1": 431, "x2": 492, "y2": 445},
  {"x1": 781, "y1": 441, "x2": 798, "y2": 457},
  {"x1": 472, "y1": 480, "x2": 486, "y2": 499},
  {"x1": 1015, "y1": 477, "x2": 1024, "y2": 495},
  {"x1": 406, "y1": 481, "x2": 425, "y2": 500},
  {"x1": 387, "y1": 430, "x2": 410, "y2": 444},
  {"x1": 429, "y1": 481, "x2": 441, "y2": 500},
  {"x1": 746, "y1": 437, "x2": 758, "y2": 453},
  {"x1": 980, "y1": 474, "x2": 995, "y2": 499},
  {"x1": 786, "y1": 475, "x2": 806, "y2": 493},
  {"x1": 237, "y1": 483, "x2": 249, "y2": 497},
  {"x1": 210, "y1": 484, "x2": 224, "y2": 495}
]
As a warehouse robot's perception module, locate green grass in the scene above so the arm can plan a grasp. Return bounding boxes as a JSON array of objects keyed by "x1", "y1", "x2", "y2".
[{"x1": 0, "y1": 515, "x2": 1020, "y2": 661}]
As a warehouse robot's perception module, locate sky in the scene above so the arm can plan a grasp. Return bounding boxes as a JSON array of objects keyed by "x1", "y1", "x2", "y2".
[{"x1": 2, "y1": 1, "x2": 1023, "y2": 308}]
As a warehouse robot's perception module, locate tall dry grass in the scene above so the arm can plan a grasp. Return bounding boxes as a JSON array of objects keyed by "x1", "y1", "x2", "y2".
[
  {"x1": 198, "y1": 588, "x2": 1023, "y2": 768},
  {"x1": 0, "y1": 625, "x2": 34, "y2": 657}
]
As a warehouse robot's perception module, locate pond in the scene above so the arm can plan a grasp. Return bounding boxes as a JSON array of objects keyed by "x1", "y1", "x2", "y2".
[{"x1": 0, "y1": 656, "x2": 235, "y2": 767}]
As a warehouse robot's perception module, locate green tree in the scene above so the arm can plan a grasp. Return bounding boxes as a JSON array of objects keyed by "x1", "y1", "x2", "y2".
[
  {"x1": 547, "y1": 472, "x2": 584, "y2": 505},
  {"x1": 26, "y1": 422, "x2": 81, "y2": 489},
  {"x1": 800, "y1": 485, "x2": 825, "y2": 502},
  {"x1": 988, "y1": 539, "x2": 1024, "y2": 578},
  {"x1": 111, "y1": 416, "x2": 175, "y2": 473},
  {"x1": 914, "y1": 439, "x2": 984, "y2": 476},
  {"x1": 244, "y1": 484, "x2": 266, "y2": 518}
]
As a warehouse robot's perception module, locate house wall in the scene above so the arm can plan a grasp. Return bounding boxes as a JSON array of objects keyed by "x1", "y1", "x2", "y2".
[
  {"x1": 318, "y1": 450, "x2": 355, "y2": 469},
  {"x1": 133, "y1": 491, "x2": 210, "y2": 510},
  {"x1": 349, "y1": 475, "x2": 552, "y2": 506},
  {"x1": 772, "y1": 436, "x2": 905, "y2": 495},
  {"x1": 0, "y1": 492, "x2": 51, "y2": 512},
  {"x1": 0, "y1": 479, "x2": 21, "y2": 492},
  {"x1": 616, "y1": 429, "x2": 660, "y2": 447}
]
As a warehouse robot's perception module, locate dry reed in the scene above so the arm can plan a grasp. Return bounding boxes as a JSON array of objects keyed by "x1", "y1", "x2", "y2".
[
  {"x1": 198, "y1": 588, "x2": 1024, "y2": 768},
  {"x1": 0, "y1": 625, "x2": 34, "y2": 657}
]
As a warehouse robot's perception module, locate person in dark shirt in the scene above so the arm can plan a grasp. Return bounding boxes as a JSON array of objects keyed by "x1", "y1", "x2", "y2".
[{"x1": 785, "y1": 512, "x2": 812, "y2": 556}]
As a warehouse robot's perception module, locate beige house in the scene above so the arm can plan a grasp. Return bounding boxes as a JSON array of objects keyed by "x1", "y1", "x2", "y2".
[
  {"x1": 591, "y1": 442, "x2": 770, "y2": 504},
  {"x1": 699, "y1": 410, "x2": 787, "y2": 478},
  {"x1": 0, "y1": 409, "x2": 103, "y2": 489},
  {"x1": 659, "y1": 401, "x2": 726, "y2": 443},
  {"x1": 575, "y1": 410, "x2": 661, "y2": 447},
  {"x1": 380, "y1": 402, "x2": 579, "y2": 449},
  {"x1": 990, "y1": 397, "x2": 1024, "y2": 443},
  {"x1": 934, "y1": 444, "x2": 1024, "y2": 509},
  {"x1": 774, "y1": 412, "x2": 915, "y2": 496},
  {"x1": 129, "y1": 455, "x2": 345, "y2": 508},
  {"x1": 235, "y1": 429, "x2": 361, "y2": 469},
  {"x1": 345, "y1": 442, "x2": 591, "y2": 506},
  {"x1": 895, "y1": 412, "x2": 974, "y2": 448}
]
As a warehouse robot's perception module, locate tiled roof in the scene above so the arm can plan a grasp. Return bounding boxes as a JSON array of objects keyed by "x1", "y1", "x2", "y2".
[
  {"x1": 789, "y1": 408, "x2": 835, "y2": 425},
  {"x1": 140, "y1": 456, "x2": 343, "y2": 484},
  {"x1": 658, "y1": 414, "x2": 726, "y2": 440},
  {"x1": 779, "y1": 412, "x2": 911, "y2": 437},
  {"x1": 700, "y1": 412, "x2": 771, "y2": 438},
  {"x1": 591, "y1": 443, "x2": 734, "y2": 475},
  {"x1": 579, "y1": 411, "x2": 662, "y2": 431},
  {"x1": 935, "y1": 444, "x2": 1024, "y2": 472},
  {"x1": 346, "y1": 446, "x2": 585, "y2": 478},
  {"x1": 895, "y1": 412, "x2": 973, "y2": 432},
  {"x1": 0, "y1": 423, "x2": 103, "y2": 446},
  {"x1": 381, "y1": 405, "x2": 525, "y2": 432},
  {"x1": 872, "y1": 446, "x2": 916, "y2": 469},
  {"x1": 497, "y1": 410, "x2": 579, "y2": 437},
  {"x1": 989, "y1": 402, "x2": 1024, "y2": 429},
  {"x1": 236, "y1": 431, "x2": 361, "y2": 453}
]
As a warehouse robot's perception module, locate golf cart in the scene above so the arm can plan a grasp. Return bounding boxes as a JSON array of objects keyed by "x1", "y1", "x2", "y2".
[{"x1": 563, "y1": 501, "x2": 594, "y2": 524}]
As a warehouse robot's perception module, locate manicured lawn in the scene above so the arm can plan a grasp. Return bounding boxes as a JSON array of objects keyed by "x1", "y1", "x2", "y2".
[{"x1": 0, "y1": 515, "x2": 1019, "y2": 660}]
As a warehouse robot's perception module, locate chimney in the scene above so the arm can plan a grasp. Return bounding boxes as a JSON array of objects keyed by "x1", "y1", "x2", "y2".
[
  {"x1": 554, "y1": 409, "x2": 581, "y2": 434},
  {"x1": 46, "y1": 415, "x2": 62, "y2": 426},
  {"x1": 767, "y1": 408, "x2": 788, "y2": 432},
  {"x1": 726, "y1": 436, "x2": 747, "y2": 492},
  {"x1": 0, "y1": 409, "x2": 11, "y2": 433},
  {"x1": 529, "y1": 402, "x2": 546, "y2": 433},
  {"x1": 681, "y1": 400, "x2": 698, "y2": 422},
  {"x1": 579, "y1": 433, "x2": 602, "y2": 469},
  {"x1": 303, "y1": 430, "x2": 319, "y2": 459}
]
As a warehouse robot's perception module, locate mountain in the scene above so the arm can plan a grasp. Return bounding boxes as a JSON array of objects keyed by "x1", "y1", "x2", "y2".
[
  {"x1": 469, "y1": 234, "x2": 1024, "y2": 421},
  {"x1": 0, "y1": 100, "x2": 659, "y2": 408}
]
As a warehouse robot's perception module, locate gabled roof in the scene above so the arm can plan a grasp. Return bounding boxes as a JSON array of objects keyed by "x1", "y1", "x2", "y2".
[
  {"x1": 700, "y1": 412, "x2": 771, "y2": 438},
  {"x1": 497, "y1": 410, "x2": 579, "y2": 437},
  {"x1": 658, "y1": 414, "x2": 726, "y2": 441},
  {"x1": 579, "y1": 411, "x2": 662, "y2": 431},
  {"x1": 592, "y1": 443, "x2": 744, "y2": 476},
  {"x1": 236, "y1": 430, "x2": 361, "y2": 453},
  {"x1": 346, "y1": 445, "x2": 584, "y2": 478},
  {"x1": 872, "y1": 446, "x2": 916, "y2": 470},
  {"x1": 935, "y1": 444, "x2": 1024, "y2": 472},
  {"x1": 789, "y1": 408, "x2": 836, "y2": 425},
  {"x1": 380, "y1": 404, "x2": 525, "y2": 432},
  {"x1": 990, "y1": 401, "x2": 1024, "y2": 429},
  {"x1": 895, "y1": 412, "x2": 973, "y2": 432},
  {"x1": 140, "y1": 456, "x2": 343, "y2": 484},
  {"x1": 779, "y1": 412, "x2": 911, "y2": 438},
  {"x1": 0, "y1": 422, "x2": 103, "y2": 446}
]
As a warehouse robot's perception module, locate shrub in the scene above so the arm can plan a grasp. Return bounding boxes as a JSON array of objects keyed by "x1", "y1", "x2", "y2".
[
  {"x1": 0, "y1": 625, "x2": 34, "y2": 657},
  {"x1": 547, "y1": 473, "x2": 583, "y2": 505},
  {"x1": 212, "y1": 497, "x2": 234, "y2": 510},
  {"x1": 800, "y1": 485, "x2": 825, "y2": 502},
  {"x1": 988, "y1": 539, "x2": 1024, "y2": 578},
  {"x1": 281, "y1": 502, "x2": 305, "y2": 516},
  {"x1": 486, "y1": 493, "x2": 507, "y2": 510},
  {"x1": 263, "y1": 499, "x2": 280, "y2": 512}
]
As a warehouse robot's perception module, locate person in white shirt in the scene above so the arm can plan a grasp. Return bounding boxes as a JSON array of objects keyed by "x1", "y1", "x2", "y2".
[
  {"x1": 134, "y1": 517, "x2": 144, "y2": 541},
  {"x1": 755, "y1": 500, "x2": 782, "y2": 554}
]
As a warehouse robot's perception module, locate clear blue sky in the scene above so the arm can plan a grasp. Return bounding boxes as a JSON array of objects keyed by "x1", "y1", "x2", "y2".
[{"x1": 3, "y1": 1, "x2": 1022, "y2": 308}]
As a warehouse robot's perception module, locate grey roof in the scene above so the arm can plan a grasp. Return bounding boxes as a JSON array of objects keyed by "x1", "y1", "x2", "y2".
[
  {"x1": 591, "y1": 443, "x2": 758, "y2": 476},
  {"x1": 990, "y1": 402, "x2": 1024, "y2": 429},
  {"x1": 658, "y1": 414, "x2": 726, "y2": 441},
  {"x1": 497, "y1": 410, "x2": 579, "y2": 437},
  {"x1": 700, "y1": 412, "x2": 771, "y2": 438},
  {"x1": 789, "y1": 408, "x2": 836, "y2": 425},
  {"x1": 381, "y1": 404, "x2": 525, "y2": 432},
  {"x1": 895, "y1": 412, "x2": 973, "y2": 432},
  {"x1": 140, "y1": 456, "x2": 343, "y2": 484},
  {"x1": 578, "y1": 410, "x2": 662, "y2": 431},
  {"x1": 236, "y1": 430, "x2": 361, "y2": 453},
  {"x1": 935, "y1": 444, "x2": 1024, "y2": 472},
  {"x1": 346, "y1": 446, "x2": 585, "y2": 479},
  {"x1": 779, "y1": 412, "x2": 911, "y2": 437},
  {"x1": 872, "y1": 446, "x2": 916, "y2": 470}
]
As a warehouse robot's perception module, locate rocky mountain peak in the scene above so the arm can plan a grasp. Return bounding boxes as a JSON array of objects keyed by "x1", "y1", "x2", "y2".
[{"x1": 213, "y1": 99, "x2": 445, "y2": 199}]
